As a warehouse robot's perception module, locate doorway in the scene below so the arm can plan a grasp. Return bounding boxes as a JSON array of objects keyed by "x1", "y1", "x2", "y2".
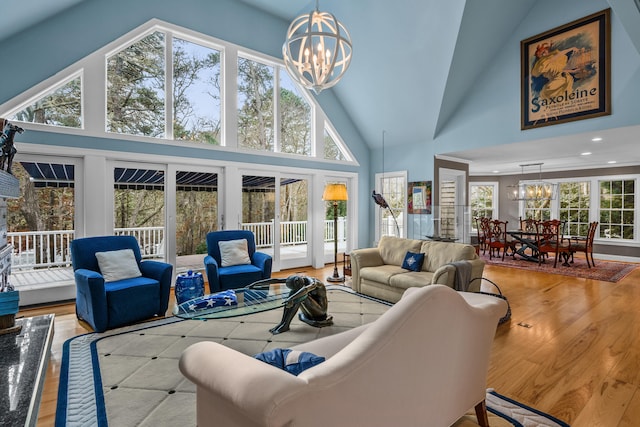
[{"x1": 438, "y1": 168, "x2": 468, "y2": 242}]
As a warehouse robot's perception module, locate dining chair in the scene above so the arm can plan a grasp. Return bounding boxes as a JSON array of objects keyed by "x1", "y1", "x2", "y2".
[
  {"x1": 486, "y1": 219, "x2": 516, "y2": 261},
  {"x1": 519, "y1": 216, "x2": 538, "y2": 233},
  {"x1": 475, "y1": 216, "x2": 491, "y2": 255},
  {"x1": 535, "y1": 219, "x2": 572, "y2": 268},
  {"x1": 570, "y1": 221, "x2": 598, "y2": 268}
]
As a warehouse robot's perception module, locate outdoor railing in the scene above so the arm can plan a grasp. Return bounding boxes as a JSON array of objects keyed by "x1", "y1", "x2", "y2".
[
  {"x1": 115, "y1": 226, "x2": 165, "y2": 258},
  {"x1": 9, "y1": 230, "x2": 76, "y2": 270},
  {"x1": 8, "y1": 219, "x2": 346, "y2": 270},
  {"x1": 244, "y1": 218, "x2": 346, "y2": 248}
]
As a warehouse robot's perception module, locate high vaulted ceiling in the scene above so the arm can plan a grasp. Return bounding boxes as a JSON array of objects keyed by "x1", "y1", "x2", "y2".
[{"x1": 3, "y1": 0, "x2": 640, "y2": 175}]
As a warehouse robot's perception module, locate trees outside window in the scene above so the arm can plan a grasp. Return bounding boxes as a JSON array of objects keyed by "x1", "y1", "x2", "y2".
[
  {"x1": 6, "y1": 22, "x2": 354, "y2": 162},
  {"x1": 599, "y1": 179, "x2": 635, "y2": 240},
  {"x1": 237, "y1": 57, "x2": 274, "y2": 151},
  {"x1": 12, "y1": 76, "x2": 82, "y2": 128},
  {"x1": 107, "y1": 31, "x2": 166, "y2": 137},
  {"x1": 470, "y1": 183, "x2": 496, "y2": 226},
  {"x1": 172, "y1": 38, "x2": 221, "y2": 144},
  {"x1": 279, "y1": 71, "x2": 311, "y2": 155},
  {"x1": 324, "y1": 128, "x2": 346, "y2": 161},
  {"x1": 559, "y1": 181, "x2": 590, "y2": 236}
]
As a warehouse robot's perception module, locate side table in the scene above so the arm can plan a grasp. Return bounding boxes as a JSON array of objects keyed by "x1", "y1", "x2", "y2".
[{"x1": 343, "y1": 253, "x2": 352, "y2": 277}]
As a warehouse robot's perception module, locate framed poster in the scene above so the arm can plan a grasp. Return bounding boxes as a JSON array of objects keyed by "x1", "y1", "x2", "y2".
[
  {"x1": 521, "y1": 8, "x2": 610, "y2": 130},
  {"x1": 407, "y1": 181, "x2": 431, "y2": 214}
]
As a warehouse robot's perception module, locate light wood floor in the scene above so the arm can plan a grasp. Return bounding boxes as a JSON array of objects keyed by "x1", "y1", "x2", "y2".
[{"x1": 20, "y1": 259, "x2": 640, "y2": 427}]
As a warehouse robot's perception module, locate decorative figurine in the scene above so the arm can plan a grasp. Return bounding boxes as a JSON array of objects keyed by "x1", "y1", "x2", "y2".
[
  {"x1": 248, "y1": 274, "x2": 333, "y2": 334},
  {"x1": 0, "y1": 118, "x2": 23, "y2": 175}
]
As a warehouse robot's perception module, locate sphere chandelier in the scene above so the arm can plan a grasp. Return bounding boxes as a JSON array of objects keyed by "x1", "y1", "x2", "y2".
[{"x1": 282, "y1": 0, "x2": 352, "y2": 94}]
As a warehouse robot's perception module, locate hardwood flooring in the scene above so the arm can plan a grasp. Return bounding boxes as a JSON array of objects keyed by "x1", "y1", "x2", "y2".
[{"x1": 19, "y1": 259, "x2": 640, "y2": 426}]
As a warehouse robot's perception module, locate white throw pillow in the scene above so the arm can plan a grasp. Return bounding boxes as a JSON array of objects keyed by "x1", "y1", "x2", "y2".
[
  {"x1": 95, "y1": 249, "x2": 142, "y2": 282},
  {"x1": 219, "y1": 239, "x2": 251, "y2": 267}
]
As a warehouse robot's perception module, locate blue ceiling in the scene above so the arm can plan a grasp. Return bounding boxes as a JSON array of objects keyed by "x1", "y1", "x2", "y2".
[{"x1": 3, "y1": 0, "x2": 640, "y2": 173}]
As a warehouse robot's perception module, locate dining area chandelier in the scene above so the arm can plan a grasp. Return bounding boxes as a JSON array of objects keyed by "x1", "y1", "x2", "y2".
[
  {"x1": 507, "y1": 163, "x2": 558, "y2": 201},
  {"x1": 282, "y1": 0, "x2": 353, "y2": 94}
]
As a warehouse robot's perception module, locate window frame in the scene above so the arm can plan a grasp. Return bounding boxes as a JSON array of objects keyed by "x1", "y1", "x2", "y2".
[
  {"x1": 374, "y1": 171, "x2": 407, "y2": 242},
  {"x1": 518, "y1": 174, "x2": 638, "y2": 245},
  {"x1": 469, "y1": 181, "x2": 498, "y2": 232},
  {"x1": 0, "y1": 19, "x2": 356, "y2": 165}
]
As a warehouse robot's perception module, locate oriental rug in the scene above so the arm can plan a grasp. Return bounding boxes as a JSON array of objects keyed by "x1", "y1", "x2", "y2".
[
  {"x1": 56, "y1": 287, "x2": 569, "y2": 427},
  {"x1": 480, "y1": 252, "x2": 637, "y2": 283}
]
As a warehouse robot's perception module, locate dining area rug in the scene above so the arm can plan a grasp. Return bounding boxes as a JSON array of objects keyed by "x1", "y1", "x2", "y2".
[
  {"x1": 55, "y1": 286, "x2": 570, "y2": 427},
  {"x1": 480, "y1": 252, "x2": 637, "y2": 282}
]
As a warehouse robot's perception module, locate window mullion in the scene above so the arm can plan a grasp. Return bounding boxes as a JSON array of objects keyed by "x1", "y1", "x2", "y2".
[
  {"x1": 165, "y1": 32, "x2": 174, "y2": 140},
  {"x1": 274, "y1": 67, "x2": 281, "y2": 153}
]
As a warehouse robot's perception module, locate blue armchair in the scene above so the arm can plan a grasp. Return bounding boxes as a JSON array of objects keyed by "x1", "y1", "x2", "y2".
[
  {"x1": 70, "y1": 235, "x2": 173, "y2": 332},
  {"x1": 204, "y1": 230, "x2": 272, "y2": 293}
]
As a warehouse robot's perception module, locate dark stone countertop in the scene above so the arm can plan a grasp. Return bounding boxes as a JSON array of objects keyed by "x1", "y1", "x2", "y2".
[{"x1": 0, "y1": 314, "x2": 55, "y2": 427}]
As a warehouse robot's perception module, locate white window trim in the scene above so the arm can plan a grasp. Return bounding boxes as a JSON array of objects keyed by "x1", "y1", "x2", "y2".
[
  {"x1": 517, "y1": 173, "x2": 639, "y2": 244},
  {"x1": 0, "y1": 18, "x2": 357, "y2": 165},
  {"x1": 374, "y1": 170, "x2": 407, "y2": 243},
  {"x1": 469, "y1": 181, "x2": 499, "y2": 231}
]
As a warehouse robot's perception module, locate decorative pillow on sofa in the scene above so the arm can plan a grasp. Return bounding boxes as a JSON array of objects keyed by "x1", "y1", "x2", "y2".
[
  {"x1": 218, "y1": 239, "x2": 251, "y2": 267},
  {"x1": 254, "y1": 348, "x2": 325, "y2": 376},
  {"x1": 95, "y1": 249, "x2": 142, "y2": 282},
  {"x1": 401, "y1": 251, "x2": 425, "y2": 272}
]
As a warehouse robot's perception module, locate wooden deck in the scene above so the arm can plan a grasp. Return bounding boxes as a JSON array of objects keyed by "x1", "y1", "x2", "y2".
[
  {"x1": 11, "y1": 267, "x2": 75, "y2": 289},
  {"x1": 9, "y1": 244, "x2": 343, "y2": 291}
]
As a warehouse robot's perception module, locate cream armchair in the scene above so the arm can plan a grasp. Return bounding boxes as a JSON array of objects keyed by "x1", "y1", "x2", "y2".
[{"x1": 179, "y1": 285, "x2": 507, "y2": 427}]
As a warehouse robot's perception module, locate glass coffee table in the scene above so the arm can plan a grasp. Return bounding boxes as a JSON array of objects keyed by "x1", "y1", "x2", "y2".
[{"x1": 172, "y1": 279, "x2": 324, "y2": 334}]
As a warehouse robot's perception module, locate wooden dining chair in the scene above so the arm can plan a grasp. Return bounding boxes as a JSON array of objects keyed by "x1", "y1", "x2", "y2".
[
  {"x1": 535, "y1": 219, "x2": 572, "y2": 268},
  {"x1": 570, "y1": 221, "x2": 598, "y2": 268},
  {"x1": 475, "y1": 216, "x2": 491, "y2": 255},
  {"x1": 519, "y1": 217, "x2": 538, "y2": 233},
  {"x1": 486, "y1": 219, "x2": 516, "y2": 261}
]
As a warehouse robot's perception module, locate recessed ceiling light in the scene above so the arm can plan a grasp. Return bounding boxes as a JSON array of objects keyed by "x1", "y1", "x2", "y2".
[
  {"x1": 591, "y1": 137, "x2": 603, "y2": 142},
  {"x1": 581, "y1": 152, "x2": 592, "y2": 156},
  {"x1": 492, "y1": 170, "x2": 499, "y2": 174},
  {"x1": 608, "y1": 160, "x2": 617, "y2": 164}
]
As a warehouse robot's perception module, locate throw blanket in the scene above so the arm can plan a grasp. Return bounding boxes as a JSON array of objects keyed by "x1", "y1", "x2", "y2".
[{"x1": 448, "y1": 260, "x2": 472, "y2": 291}]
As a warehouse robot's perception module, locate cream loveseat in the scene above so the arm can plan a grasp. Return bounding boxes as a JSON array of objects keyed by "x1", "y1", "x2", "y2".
[{"x1": 350, "y1": 236, "x2": 484, "y2": 302}]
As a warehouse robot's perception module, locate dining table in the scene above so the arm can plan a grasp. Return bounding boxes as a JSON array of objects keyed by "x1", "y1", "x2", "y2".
[{"x1": 507, "y1": 230, "x2": 540, "y2": 262}]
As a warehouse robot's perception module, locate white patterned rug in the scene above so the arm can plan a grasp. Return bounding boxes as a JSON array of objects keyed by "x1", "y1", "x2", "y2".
[{"x1": 56, "y1": 287, "x2": 569, "y2": 427}]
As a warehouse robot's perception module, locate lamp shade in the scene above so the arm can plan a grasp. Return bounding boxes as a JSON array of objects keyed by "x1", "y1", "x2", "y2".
[{"x1": 322, "y1": 183, "x2": 348, "y2": 201}]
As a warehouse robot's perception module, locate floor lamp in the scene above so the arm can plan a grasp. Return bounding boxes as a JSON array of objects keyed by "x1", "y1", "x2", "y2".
[{"x1": 323, "y1": 183, "x2": 348, "y2": 283}]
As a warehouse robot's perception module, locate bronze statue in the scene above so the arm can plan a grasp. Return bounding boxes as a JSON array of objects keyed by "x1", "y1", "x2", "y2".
[
  {"x1": 248, "y1": 275, "x2": 333, "y2": 334},
  {"x1": 0, "y1": 118, "x2": 23, "y2": 175}
]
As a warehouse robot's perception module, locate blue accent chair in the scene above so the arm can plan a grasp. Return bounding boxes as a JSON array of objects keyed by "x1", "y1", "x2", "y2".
[
  {"x1": 70, "y1": 235, "x2": 173, "y2": 333},
  {"x1": 204, "y1": 230, "x2": 272, "y2": 293}
]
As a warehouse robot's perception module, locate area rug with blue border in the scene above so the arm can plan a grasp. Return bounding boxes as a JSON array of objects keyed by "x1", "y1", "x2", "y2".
[{"x1": 56, "y1": 286, "x2": 570, "y2": 427}]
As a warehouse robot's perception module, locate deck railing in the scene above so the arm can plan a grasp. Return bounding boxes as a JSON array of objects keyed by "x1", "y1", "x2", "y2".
[
  {"x1": 8, "y1": 230, "x2": 76, "y2": 270},
  {"x1": 8, "y1": 219, "x2": 347, "y2": 270},
  {"x1": 244, "y1": 218, "x2": 346, "y2": 248}
]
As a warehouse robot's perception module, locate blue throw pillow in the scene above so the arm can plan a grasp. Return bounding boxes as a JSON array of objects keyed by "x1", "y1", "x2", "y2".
[
  {"x1": 402, "y1": 251, "x2": 425, "y2": 272},
  {"x1": 254, "y1": 348, "x2": 325, "y2": 376}
]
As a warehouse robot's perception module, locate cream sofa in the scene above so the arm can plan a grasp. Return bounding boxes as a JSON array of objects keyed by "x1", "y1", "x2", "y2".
[
  {"x1": 179, "y1": 285, "x2": 507, "y2": 427},
  {"x1": 350, "y1": 236, "x2": 484, "y2": 302}
]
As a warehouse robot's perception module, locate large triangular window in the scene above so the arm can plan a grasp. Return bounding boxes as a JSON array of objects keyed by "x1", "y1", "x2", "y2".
[
  {"x1": 324, "y1": 125, "x2": 350, "y2": 161},
  {"x1": 9, "y1": 74, "x2": 82, "y2": 128},
  {"x1": 0, "y1": 19, "x2": 356, "y2": 164}
]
